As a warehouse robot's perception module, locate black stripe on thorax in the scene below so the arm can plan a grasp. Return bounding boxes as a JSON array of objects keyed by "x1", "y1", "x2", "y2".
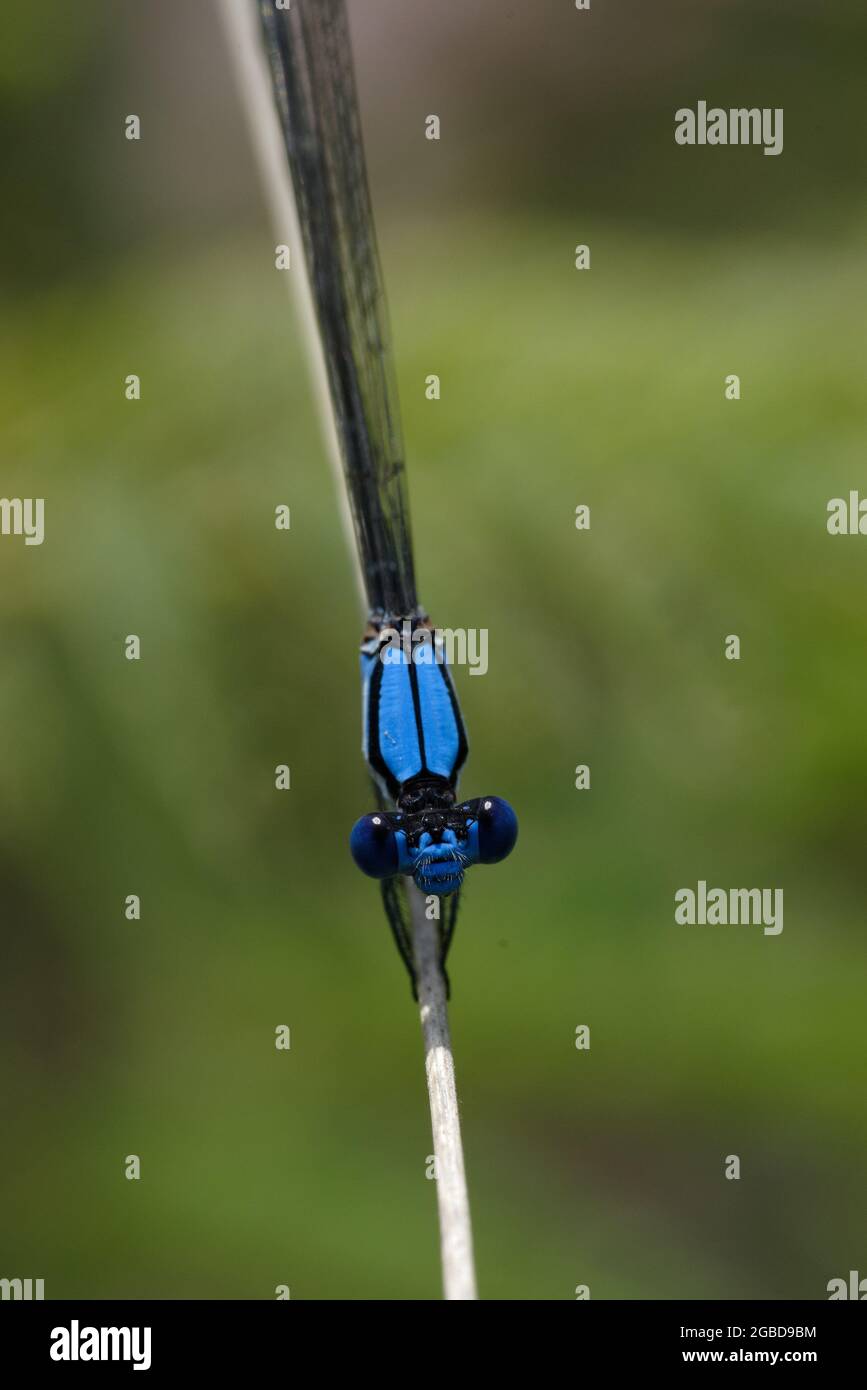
[{"x1": 365, "y1": 646, "x2": 469, "y2": 800}]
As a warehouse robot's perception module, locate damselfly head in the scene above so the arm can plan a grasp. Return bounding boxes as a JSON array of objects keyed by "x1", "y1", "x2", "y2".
[{"x1": 350, "y1": 795, "x2": 518, "y2": 896}]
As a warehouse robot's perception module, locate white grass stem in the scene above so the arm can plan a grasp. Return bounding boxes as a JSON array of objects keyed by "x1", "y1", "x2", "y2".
[{"x1": 409, "y1": 884, "x2": 478, "y2": 1300}]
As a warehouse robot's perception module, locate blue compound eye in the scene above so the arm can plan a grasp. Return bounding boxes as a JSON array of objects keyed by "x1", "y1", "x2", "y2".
[
  {"x1": 350, "y1": 814, "x2": 399, "y2": 879},
  {"x1": 476, "y1": 797, "x2": 518, "y2": 864}
]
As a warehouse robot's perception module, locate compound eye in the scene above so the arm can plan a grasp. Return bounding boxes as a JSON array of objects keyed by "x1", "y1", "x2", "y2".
[
  {"x1": 349, "y1": 814, "x2": 399, "y2": 879},
  {"x1": 476, "y1": 797, "x2": 518, "y2": 864}
]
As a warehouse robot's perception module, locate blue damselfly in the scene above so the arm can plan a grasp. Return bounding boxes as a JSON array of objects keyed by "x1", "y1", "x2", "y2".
[{"x1": 257, "y1": 0, "x2": 517, "y2": 993}]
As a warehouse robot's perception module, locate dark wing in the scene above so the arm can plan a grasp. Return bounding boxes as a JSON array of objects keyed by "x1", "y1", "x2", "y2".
[
  {"x1": 380, "y1": 875, "x2": 417, "y2": 999},
  {"x1": 379, "y1": 879, "x2": 461, "y2": 1000},
  {"x1": 258, "y1": 0, "x2": 418, "y2": 619},
  {"x1": 371, "y1": 775, "x2": 416, "y2": 996},
  {"x1": 439, "y1": 889, "x2": 461, "y2": 982}
]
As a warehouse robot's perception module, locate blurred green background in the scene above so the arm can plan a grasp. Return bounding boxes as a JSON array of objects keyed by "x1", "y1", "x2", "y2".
[{"x1": 2, "y1": 0, "x2": 866, "y2": 1300}]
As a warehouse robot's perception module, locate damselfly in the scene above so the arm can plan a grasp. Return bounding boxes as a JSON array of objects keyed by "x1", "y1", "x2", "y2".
[{"x1": 257, "y1": 0, "x2": 517, "y2": 992}]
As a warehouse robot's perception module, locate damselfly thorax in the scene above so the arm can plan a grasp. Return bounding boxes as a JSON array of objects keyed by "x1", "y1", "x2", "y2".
[
  {"x1": 361, "y1": 616, "x2": 467, "y2": 807},
  {"x1": 353, "y1": 615, "x2": 516, "y2": 901}
]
